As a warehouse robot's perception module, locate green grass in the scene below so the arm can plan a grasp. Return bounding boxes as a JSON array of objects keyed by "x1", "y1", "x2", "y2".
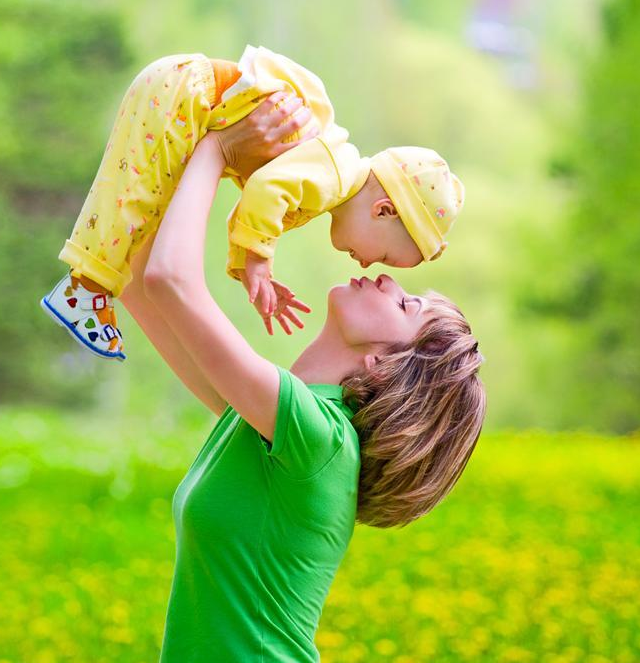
[{"x1": 1, "y1": 408, "x2": 639, "y2": 663}]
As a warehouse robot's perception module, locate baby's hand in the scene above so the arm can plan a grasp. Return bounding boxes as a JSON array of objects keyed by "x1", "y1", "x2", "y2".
[
  {"x1": 243, "y1": 250, "x2": 275, "y2": 317},
  {"x1": 267, "y1": 280, "x2": 312, "y2": 336},
  {"x1": 239, "y1": 266, "x2": 311, "y2": 336}
]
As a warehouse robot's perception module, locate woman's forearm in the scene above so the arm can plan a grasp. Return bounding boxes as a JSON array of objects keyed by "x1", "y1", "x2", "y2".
[
  {"x1": 120, "y1": 287, "x2": 228, "y2": 415},
  {"x1": 121, "y1": 235, "x2": 228, "y2": 416},
  {"x1": 144, "y1": 133, "x2": 226, "y2": 290}
]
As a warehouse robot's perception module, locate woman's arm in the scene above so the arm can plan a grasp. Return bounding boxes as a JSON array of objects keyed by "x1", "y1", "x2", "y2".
[
  {"x1": 120, "y1": 233, "x2": 229, "y2": 416},
  {"x1": 144, "y1": 95, "x2": 315, "y2": 439},
  {"x1": 144, "y1": 134, "x2": 281, "y2": 439}
]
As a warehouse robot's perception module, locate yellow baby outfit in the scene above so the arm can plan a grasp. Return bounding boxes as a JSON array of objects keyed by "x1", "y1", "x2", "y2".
[
  {"x1": 59, "y1": 46, "x2": 463, "y2": 299},
  {"x1": 58, "y1": 46, "x2": 357, "y2": 296},
  {"x1": 211, "y1": 47, "x2": 464, "y2": 277}
]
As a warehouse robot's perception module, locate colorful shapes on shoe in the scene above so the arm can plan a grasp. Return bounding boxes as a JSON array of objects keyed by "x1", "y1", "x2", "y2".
[
  {"x1": 101, "y1": 324, "x2": 117, "y2": 340},
  {"x1": 64, "y1": 286, "x2": 73, "y2": 297},
  {"x1": 67, "y1": 297, "x2": 77, "y2": 308},
  {"x1": 84, "y1": 318, "x2": 96, "y2": 329},
  {"x1": 88, "y1": 331, "x2": 99, "y2": 342}
]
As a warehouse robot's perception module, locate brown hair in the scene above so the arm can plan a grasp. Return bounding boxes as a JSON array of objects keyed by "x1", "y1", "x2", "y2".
[{"x1": 341, "y1": 290, "x2": 486, "y2": 529}]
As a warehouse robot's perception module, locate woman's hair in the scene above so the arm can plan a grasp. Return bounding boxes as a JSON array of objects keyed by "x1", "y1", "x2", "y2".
[{"x1": 341, "y1": 290, "x2": 486, "y2": 529}]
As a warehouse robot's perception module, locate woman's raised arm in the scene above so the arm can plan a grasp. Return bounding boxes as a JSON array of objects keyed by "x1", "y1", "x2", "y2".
[
  {"x1": 120, "y1": 233, "x2": 229, "y2": 416},
  {"x1": 143, "y1": 96, "x2": 315, "y2": 439}
]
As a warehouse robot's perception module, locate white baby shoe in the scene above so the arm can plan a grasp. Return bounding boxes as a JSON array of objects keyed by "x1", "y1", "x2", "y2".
[{"x1": 40, "y1": 272, "x2": 126, "y2": 361}]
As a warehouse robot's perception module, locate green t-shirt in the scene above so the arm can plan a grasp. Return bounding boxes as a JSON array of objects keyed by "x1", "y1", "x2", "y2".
[{"x1": 159, "y1": 365, "x2": 360, "y2": 663}]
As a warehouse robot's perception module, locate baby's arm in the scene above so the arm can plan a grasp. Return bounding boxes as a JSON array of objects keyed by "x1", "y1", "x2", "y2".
[{"x1": 228, "y1": 136, "x2": 346, "y2": 324}]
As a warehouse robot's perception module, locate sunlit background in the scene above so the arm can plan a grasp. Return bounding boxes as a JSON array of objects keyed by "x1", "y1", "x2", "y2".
[{"x1": 1, "y1": 0, "x2": 639, "y2": 661}]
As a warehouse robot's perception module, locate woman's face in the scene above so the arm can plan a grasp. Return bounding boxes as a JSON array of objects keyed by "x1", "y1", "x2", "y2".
[{"x1": 328, "y1": 273, "x2": 429, "y2": 347}]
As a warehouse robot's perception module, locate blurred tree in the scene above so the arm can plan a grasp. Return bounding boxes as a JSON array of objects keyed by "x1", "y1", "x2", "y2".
[
  {"x1": 0, "y1": 0, "x2": 132, "y2": 405},
  {"x1": 0, "y1": 0, "x2": 607, "y2": 433},
  {"x1": 0, "y1": 0, "x2": 132, "y2": 198},
  {"x1": 520, "y1": 0, "x2": 640, "y2": 432}
]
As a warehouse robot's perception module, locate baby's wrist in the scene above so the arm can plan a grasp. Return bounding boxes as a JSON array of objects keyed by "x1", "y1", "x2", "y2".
[{"x1": 246, "y1": 249, "x2": 268, "y2": 261}]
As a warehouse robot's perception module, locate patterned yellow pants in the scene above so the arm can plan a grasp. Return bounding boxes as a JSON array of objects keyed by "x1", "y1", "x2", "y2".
[{"x1": 58, "y1": 54, "x2": 217, "y2": 297}]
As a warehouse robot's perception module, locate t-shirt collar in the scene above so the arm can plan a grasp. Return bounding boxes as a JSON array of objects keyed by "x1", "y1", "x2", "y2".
[
  {"x1": 307, "y1": 383, "x2": 356, "y2": 418},
  {"x1": 307, "y1": 383, "x2": 345, "y2": 401}
]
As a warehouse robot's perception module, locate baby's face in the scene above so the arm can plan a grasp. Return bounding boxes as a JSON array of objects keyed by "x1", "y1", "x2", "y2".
[{"x1": 330, "y1": 195, "x2": 423, "y2": 269}]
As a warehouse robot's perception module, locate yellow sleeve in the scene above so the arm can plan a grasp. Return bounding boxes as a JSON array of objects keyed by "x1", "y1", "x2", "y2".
[
  {"x1": 227, "y1": 138, "x2": 346, "y2": 268},
  {"x1": 225, "y1": 199, "x2": 274, "y2": 282}
]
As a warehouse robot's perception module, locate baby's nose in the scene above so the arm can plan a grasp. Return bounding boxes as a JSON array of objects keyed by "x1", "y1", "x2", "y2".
[{"x1": 359, "y1": 259, "x2": 371, "y2": 268}]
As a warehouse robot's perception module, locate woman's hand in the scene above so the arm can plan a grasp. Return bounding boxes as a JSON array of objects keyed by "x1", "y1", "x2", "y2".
[{"x1": 211, "y1": 91, "x2": 319, "y2": 181}]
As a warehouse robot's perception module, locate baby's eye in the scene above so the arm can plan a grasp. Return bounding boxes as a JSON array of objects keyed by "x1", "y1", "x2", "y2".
[{"x1": 398, "y1": 297, "x2": 406, "y2": 311}]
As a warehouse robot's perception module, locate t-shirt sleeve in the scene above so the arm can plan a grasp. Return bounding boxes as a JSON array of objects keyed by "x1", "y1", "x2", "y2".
[{"x1": 263, "y1": 365, "x2": 347, "y2": 480}]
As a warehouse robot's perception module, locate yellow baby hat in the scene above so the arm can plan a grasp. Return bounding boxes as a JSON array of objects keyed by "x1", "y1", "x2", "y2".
[{"x1": 370, "y1": 146, "x2": 465, "y2": 262}]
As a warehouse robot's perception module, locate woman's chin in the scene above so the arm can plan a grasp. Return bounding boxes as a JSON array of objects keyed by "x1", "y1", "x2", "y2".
[
  {"x1": 327, "y1": 283, "x2": 352, "y2": 313},
  {"x1": 328, "y1": 282, "x2": 353, "y2": 298}
]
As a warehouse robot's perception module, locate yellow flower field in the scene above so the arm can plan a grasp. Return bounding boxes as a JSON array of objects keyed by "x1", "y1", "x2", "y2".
[{"x1": 1, "y1": 410, "x2": 638, "y2": 662}]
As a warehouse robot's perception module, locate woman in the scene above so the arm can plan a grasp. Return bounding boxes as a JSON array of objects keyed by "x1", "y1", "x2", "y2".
[{"x1": 120, "y1": 95, "x2": 486, "y2": 662}]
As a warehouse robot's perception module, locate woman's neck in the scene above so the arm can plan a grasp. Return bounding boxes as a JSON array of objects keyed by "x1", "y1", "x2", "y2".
[{"x1": 289, "y1": 325, "x2": 366, "y2": 386}]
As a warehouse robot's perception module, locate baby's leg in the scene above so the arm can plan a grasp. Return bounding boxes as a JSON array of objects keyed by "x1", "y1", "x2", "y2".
[
  {"x1": 58, "y1": 53, "x2": 218, "y2": 299},
  {"x1": 44, "y1": 54, "x2": 218, "y2": 359}
]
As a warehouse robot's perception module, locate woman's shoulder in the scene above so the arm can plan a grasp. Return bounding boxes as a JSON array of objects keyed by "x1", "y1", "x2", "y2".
[
  {"x1": 265, "y1": 365, "x2": 360, "y2": 481},
  {"x1": 278, "y1": 366, "x2": 357, "y2": 430}
]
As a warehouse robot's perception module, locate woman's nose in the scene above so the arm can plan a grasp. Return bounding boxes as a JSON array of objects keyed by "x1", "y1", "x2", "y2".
[{"x1": 376, "y1": 273, "x2": 393, "y2": 289}]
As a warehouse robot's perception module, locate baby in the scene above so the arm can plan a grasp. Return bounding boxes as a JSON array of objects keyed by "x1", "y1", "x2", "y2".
[{"x1": 40, "y1": 45, "x2": 464, "y2": 361}]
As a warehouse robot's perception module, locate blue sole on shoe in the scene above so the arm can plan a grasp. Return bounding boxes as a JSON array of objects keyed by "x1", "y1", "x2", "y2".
[{"x1": 40, "y1": 296, "x2": 127, "y2": 362}]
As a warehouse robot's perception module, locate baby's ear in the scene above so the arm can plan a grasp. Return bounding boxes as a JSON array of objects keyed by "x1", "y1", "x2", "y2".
[{"x1": 372, "y1": 198, "x2": 398, "y2": 220}]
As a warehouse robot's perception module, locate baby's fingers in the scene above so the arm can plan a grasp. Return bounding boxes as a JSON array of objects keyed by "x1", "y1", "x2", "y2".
[
  {"x1": 247, "y1": 274, "x2": 261, "y2": 304},
  {"x1": 271, "y1": 279, "x2": 296, "y2": 299},
  {"x1": 281, "y1": 306, "x2": 304, "y2": 330},
  {"x1": 262, "y1": 314, "x2": 274, "y2": 336},
  {"x1": 258, "y1": 281, "x2": 273, "y2": 316},
  {"x1": 269, "y1": 282, "x2": 278, "y2": 316},
  {"x1": 274, "y1": 313, "x2": 293, "y2": 335},
  {"x1": 286, "y1": 296, "x2": 312, "y2": 314}
]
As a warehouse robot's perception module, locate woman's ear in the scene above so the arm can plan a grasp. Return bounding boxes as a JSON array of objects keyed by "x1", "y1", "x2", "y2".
[
  {"x1": 371, "y1": 198, "x2": 398, "y2": 220},
  {"x1": 363, "y1": 354, "x2": 379, "y2": 371}
]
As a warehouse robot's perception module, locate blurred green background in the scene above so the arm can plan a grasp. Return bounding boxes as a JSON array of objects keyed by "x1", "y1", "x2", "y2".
[{"x1": 1, "y1": 0, "x2": 639, "y2": 661}]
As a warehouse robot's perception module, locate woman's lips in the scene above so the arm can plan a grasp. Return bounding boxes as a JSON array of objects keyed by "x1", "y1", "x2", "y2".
[{"x1": 350, "y1": 277, "x2": 374, "y2": 288}]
